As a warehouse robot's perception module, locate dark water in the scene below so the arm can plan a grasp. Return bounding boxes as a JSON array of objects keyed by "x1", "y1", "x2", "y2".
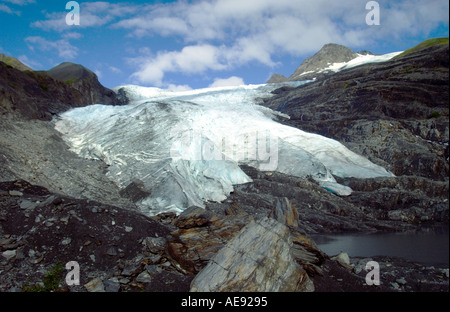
[{"x1": 310, "y1": 226, "x2": 449, "y2": 266}]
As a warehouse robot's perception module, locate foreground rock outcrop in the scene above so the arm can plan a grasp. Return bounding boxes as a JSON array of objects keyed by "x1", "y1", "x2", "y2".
[
  {"x1": 1, "y1": 180, "x2": 447, "y2": 292},
  {"x1": 190, "y1": 217, "x2": 313, "y2": 292}
]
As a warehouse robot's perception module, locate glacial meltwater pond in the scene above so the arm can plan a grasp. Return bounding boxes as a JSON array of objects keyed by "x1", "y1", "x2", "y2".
[{"x1": 310, "y1": 226, "x2": 449, "y2": 266}]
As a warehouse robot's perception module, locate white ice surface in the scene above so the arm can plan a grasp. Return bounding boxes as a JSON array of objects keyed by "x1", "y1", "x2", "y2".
[{"x1": 55, "y1": 81, "x2": 394, "y2": 216}]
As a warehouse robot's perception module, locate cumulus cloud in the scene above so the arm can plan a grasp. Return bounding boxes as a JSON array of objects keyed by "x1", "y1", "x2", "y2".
[
  {"x1": 25, "y1": 36, "x2": 79, "y2": 59},
  {"x1": 1, "y1": 0, "x2": 34, "y2": 16},
  {"x1": 130, "y1": 44, "x2": 227, "y2": 86},
  {"x1": 0, "y1": 4, "x2": 15, "y2": 14},
  {"x1": 17, "y1": 54, "x2": 42, "y2": 69},
  {"x1": 209, "y1": 76, "x2": 245, "y2": 88},
  {"x1": 2, "y1": 0, "x2": 35, "y2": 5},
  {"x1": 166, "y1": 84, "x2": 193, "y2": 92},
  {"x1": 32, "y1": 2, "x2": 141, "y2": 31}
]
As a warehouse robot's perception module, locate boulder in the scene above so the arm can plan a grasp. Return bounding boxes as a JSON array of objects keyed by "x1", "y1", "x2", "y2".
[
  {"x1": 167, "y1": 212, "x2": 253, "y2": 274},
  {"x1": 174, "y1": 206, "x2": 214, "y2": 229},
  {"x1": 190, "y1": 217, "x2": 314, "y2": 292}
]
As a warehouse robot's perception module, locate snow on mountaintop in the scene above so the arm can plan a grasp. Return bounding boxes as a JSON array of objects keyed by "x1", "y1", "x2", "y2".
[
  {"x1": 283, "y1": 43, "x2": 404, "y2": 82},
  {"x1": 55, "y1": 81, "x2": 394, "y2": 216},
  {"x1": 316, "y1": 51, "x2": 403, "y2": 74}
]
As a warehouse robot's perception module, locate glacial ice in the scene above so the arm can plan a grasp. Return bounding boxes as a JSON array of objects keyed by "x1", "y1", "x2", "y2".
[{"x1": 54, "y1": 81, "x2": 394, "y2": 216}]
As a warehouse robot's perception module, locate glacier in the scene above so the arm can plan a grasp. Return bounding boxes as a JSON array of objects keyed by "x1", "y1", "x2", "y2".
[{"x1": 54, "y1": 81, "x2": 394, "y2": 216}]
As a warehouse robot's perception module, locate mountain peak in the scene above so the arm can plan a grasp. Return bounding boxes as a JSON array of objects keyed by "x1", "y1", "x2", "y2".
[
  {"x1": 288, "y1": 43, "x2": 358, "y2": 81},
  {"x1": 47, "y1": 62, "x2": 96, "y2": 82},
  {"x1": 267, "y1": 74, "x2": 288, "y2": 84}
]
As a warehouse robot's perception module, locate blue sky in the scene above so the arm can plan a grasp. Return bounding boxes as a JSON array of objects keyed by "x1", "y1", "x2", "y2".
[{"x1": 1, "y1": 0, "x2": 449, "y2": 90}]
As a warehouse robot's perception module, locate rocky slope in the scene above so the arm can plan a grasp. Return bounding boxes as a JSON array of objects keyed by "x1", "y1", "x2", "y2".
[
  {"x1": 47, "y1": 62, "x2": 121, "y2": 106},
  {"x1": 1, "y1": 180, "x2": 448, "y2": 293},
  {"x1": 260, "y1": 40, "x2": 449, "y2": 227},
  {"x1": 0, "y1": 60, "x2": 124, "y2": 121},
  {"x1": 0, "y1": 54, "x2": 33, "y2": 72}
]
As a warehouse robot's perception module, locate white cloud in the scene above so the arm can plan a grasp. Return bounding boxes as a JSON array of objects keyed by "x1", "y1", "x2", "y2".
[
  {"x1": 0, "y1": 3, "x2": 19, "y2": 15},
  {"x1": 130, "y1": 44, "x2": 227, "y2": 86},
  {"x1": 62, "y1": 32, "x2": 83, "y2": 40},
  {"x1": 25, "y1": 36, "x2": 78, "y2": 59},
  {"x1": 1, "y1": 0, "x2": 34, "y2": 15},
  {"x1": 380, "y1": 0, "x2": 449, "y2": 38},
  {"x1": 2, "y1": 0, "x2": 35, "y2": 5},
  {"x1": 94, "y1": 69, "x2": 102, "y2": 79},
  {"x1": 108, "y1": 65, "x2": 122, "y2": 74},
  {"x1": 17, "y1": 54, "x2": 42, "y2": 69},
  {"x1": 209, "y1": 76, "x2": 245, "y2": 88},
  {"x1": 32, "y1": 2, "x2": 141, "y2": 31},
  {"x1": 166, "y1": 84, "x2": 193, "y2": 92}
]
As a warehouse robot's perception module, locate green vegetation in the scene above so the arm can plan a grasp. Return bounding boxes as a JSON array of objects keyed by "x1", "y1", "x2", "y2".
[
  {"x1": 429, "y1": 111, "x2": 441, "y2": 119},
  {"x1": 39, "y1": 83, "x2": 49, "y2": 92},
  {"x1": 0, "y1": 53, "x2": 34, "y2": 71},
  {"x1": 64, "y1": 78, "x2": 78, "y2": 84},
  {"x1": 396, "y1": 37, "x2": 449, "y2": 58},
  {"x1": 22, "y1": 262, "x2": 65, "y2": 292}
]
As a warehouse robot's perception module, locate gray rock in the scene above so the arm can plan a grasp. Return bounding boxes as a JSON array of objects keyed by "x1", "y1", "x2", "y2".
[
  {"x1": 136, "y1": 271, "x2": 152, "y2": 283},
  {"x1": 396, "y1": 277, "x2": 407, "y2": 285},
  {"x1": 174, "y1": 206, "x2": 213, "y2": 229},
  {"x1": 144, "y1": 237, "x2": 167, "y2": 254},
  {"x1": 104, "y1": 279, "x2": 120, "y2": 292},
  {"x1": 8, "y1": 190, "x2": 23, "y2": 197},
  {"x1": 84, "y1": 277, "x2": 105, "y2": 292},
  {"x1": 121, "y1": 263, "x2": 141, "y2": 277},
  {"x1": 190, "y1": 217, "x2": 313, "y2": 292},
  {"x1": 332, "y1": 252, "x2": 351, "y2": 267},
  {"x1": 107, "y1": 247, "x2": 118, "y2": 256},
  {"x1": 19, "y1": 200, "x2": 37, "y2": 210},
  {"x1": 269, "y1": 197, "x2": 299, "y2": 227},
  {"x1": 2, "y1": 250, "x2": 16, "y2": 260},
  {"x1": 60, "y1": 238, "x2": 72, "y2": 245}
]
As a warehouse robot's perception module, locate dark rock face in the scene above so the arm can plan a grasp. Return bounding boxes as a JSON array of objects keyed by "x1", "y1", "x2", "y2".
[
  {"x1": 0, "y1": 60, "x2": 124, "y2": 121},
  {"x1": 47, "y1": 62, "x2": 121, "y2": 106},
  {"x1": 262, "y1": 43, "x2": 449, "y2": 181},
  {"x1": 258, "y1": 43, "x2": 449, "y2": 233}
]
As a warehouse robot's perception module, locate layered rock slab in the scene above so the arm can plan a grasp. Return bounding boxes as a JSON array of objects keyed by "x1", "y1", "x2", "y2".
[{"x1": 190, "y1": 217, "x2": 314, "y2": 292}]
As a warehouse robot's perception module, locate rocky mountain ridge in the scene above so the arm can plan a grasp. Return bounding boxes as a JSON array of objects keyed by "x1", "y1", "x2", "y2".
[
  {"x1": 268, "y1": 43, "x2": 362, "y2": 83},
  {"x1": 0, "y1": 59, "x2": 124, "y2": 121},
  {"x1": 0, "y1": 54, "x2": 33, "y2": 72}
]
